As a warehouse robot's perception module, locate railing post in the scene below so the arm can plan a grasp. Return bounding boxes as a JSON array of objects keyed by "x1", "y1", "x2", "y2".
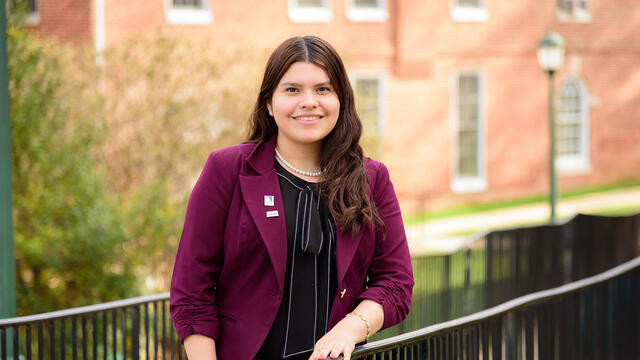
[
  {"x1": 504, "y1": 312, "x2": 515, "y2": 360},
  {"x1": 132, "y1": 306, "x2": 140, "y2": 360},
  {"x1": 443, "y1": 255, "x2": 451, "y2": 321}
]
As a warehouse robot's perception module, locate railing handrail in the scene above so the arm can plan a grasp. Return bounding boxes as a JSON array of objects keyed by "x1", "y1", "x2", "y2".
[
  {"x1": 0, "y1": 292, "x2": 170, "y2": 326},
  {"x1": 353, "y1": 255, "x2": 640, "y2": 355},
  {"x1": 413, "y1": 211, "x2": 639, "y2": 258}
]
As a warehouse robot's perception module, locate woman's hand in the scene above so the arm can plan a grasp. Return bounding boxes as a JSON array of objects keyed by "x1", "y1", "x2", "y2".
[
  {"x1": 308, "y1": 315, "x2": 363, "y2": 360},
  {"x1": 309, "y1": 300, "x2": 384, "y2": 360}
]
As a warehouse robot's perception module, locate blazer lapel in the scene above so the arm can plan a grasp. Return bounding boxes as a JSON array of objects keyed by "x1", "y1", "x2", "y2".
[
  {"x1": 238, "y1": 138, "x2": 288, "y2": 293},
  {"x1": 336, "y1": 222, "x2": 362, "y2": 286},
  {"x1": 239, "y1": 172, "x2": 287, "y2": 293}
]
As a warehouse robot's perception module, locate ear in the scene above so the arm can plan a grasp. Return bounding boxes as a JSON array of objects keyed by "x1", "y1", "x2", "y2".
[{"x1": 266, "y1": 103, "x2": 273, "y2": 117}]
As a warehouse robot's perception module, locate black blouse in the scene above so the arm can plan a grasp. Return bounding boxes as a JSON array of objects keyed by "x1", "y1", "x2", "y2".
[{"x1": 255, "y1": 161, "x2": 337, "y2": 359}]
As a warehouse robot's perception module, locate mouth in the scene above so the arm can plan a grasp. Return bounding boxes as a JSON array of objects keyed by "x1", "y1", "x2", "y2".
[{"x1": 293, "y1": 115, "x2": 323, "y2": 123}]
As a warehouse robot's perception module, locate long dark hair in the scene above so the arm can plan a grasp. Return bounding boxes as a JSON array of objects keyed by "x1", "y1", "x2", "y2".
[{"x1": 248, "y1": 36, "x2": 384, "y2": 236}]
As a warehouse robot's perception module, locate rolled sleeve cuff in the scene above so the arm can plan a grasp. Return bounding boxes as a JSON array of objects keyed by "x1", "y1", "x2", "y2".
[
  {"x1": 173, "y1": 316, "x2": 220, "y2": 342},
  {"x1": 359, "y1": 286, "x2": 410, "y2": 330}
]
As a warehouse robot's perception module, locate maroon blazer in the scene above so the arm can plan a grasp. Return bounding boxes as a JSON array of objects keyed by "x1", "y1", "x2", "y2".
[{"x1": 170, "y1": 138, "x2": 413, "y2": 359}]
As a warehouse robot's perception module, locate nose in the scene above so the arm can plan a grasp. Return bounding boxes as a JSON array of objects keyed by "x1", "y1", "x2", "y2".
[{"x1": 299, "y1": 90, "x2": 318, "y2": 108}]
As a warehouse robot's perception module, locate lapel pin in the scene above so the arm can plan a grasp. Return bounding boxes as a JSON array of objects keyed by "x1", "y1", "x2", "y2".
[
  {"x1": 266, "y1": 210, "x2": 279, "y2": 218},
  {"x1": 264, "y1": 195, "x2": 275, "y2": 206}
]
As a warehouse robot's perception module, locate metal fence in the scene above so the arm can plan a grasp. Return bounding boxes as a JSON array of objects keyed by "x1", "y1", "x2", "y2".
[
  {"x1": 1, "y1": 212, "x2": 638, "y2": 359},
  {"x1": 351, "y1": 255, "x2": 640, "y2": 359},
  {"x1": 0, "y1": 294, "x2": 185, "y2": 360},
  {"x1": 377, "y1": 212, "x2": 640, "y2": 339}
]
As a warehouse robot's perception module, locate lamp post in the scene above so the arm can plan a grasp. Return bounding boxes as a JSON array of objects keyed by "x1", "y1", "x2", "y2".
[{"x1": 537, "y1": 31, "x2": 565, "y2": 223}]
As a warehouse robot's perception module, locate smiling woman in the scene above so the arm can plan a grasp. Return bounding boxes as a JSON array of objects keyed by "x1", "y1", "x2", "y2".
[
  {"x1": 170, "y1": 36, "x2": 414, "y2": 360},
  {"x1": 267, "y1": 61, "x2": 340, "y2": 173}
]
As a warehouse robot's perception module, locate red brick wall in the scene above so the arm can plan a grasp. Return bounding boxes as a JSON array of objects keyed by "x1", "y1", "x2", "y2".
[
  {"x1": 28, "y1": 0, "x2": 92, "y2": 45},
  {"x1": 28, "y1": 0, "x2": 640, "y2": 213}
]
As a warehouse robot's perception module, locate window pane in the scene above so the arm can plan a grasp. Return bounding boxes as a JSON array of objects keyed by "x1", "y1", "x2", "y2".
[
  {"x1": 457, "y1": 74, "x2": 480, "y2": 177},
  {"x1": 354, "y1": 0, "x2": 379, "y2": 8},
  {"x1": 355, "y1": 78, "x2": 380, "y2": 135},
  {"x1": 558, "y1": 81, "x2": 584, "y2": 157},
  {"x1": 27, "y1": 0, "x2": 37, "y2": 13},
  {"x1": 558, "y1": 0, "x2": 572, "y2": 11},
  {"x1": 457, "y1": 0, "x2": 480, "y2": 8},
  {"x1": 297, "y1": 0, "x2": 324, "y2": 8},
  {"x1": 173, "y1": 0, "x2": 203, "y2": 7}
]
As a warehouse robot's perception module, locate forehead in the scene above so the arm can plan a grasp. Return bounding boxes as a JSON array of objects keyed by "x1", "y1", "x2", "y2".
[{"x1": 278, "y1": 61, "x2": 330, "y2": 83}]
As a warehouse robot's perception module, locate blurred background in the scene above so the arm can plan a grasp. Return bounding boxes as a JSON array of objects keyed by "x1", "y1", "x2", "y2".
[{"x1": 5, "y1": 0, "x2": 640, "y2": 317}]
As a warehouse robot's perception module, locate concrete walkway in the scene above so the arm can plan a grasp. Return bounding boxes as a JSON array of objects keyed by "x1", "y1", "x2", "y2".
[{"x1": 405, "y1": 186, "x2": 640, "y2": 256}]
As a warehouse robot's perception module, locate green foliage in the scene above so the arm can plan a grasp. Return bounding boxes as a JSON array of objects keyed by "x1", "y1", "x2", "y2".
[
  {"x1": 8, "y1": 11, "x2": 266, "y2": 312},
  {"x1": 8, "y1": 26, "x2": 137, "y2": 314}
]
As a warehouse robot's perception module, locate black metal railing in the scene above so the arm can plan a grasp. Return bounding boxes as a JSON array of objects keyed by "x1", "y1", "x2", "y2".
[
  {"x1": 351, "y1": 255, "x2": 640, "y2": 359},
  {"x1": 1, "y1": 212, "x2": 638, "y2": 358},
  {"x1": 375, "y1": 212, "x2": 640, "y2": 339},
  {"x1": 0, "y1": 294, "x2": 185, "y2": 360}
]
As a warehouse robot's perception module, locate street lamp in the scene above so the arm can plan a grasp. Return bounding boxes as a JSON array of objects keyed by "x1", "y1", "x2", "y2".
[{"x1": 537, "y1": 30, "x2": 565, "y2": 223}]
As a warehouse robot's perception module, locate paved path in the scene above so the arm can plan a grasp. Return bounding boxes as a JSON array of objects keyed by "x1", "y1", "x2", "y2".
[{"x1": 405, "y1": 186, "x2": 640, "y2": 255}]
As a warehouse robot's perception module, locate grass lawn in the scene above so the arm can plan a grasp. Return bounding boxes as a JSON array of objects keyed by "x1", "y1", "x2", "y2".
[{"x1": 404, "y1": 181, "x2": 640, "y2": 225}]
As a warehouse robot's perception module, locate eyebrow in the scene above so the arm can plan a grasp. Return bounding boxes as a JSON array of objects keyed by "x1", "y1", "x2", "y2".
[{"x1": 279, "y1": 81, "x2": 332, "y2": 87}]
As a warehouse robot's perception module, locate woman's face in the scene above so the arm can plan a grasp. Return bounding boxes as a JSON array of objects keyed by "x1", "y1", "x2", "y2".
[{"x1": 267, "y1": 61, "x2": 340, "y2": 149}]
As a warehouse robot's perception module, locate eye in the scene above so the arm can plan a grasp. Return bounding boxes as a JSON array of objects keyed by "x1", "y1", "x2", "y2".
[
  {"x1": 285, "y1": 87, "x2": 299, "y2": 93},
  {"x1": 317, "y1": 86, "x2": 332, "y2": 93}
]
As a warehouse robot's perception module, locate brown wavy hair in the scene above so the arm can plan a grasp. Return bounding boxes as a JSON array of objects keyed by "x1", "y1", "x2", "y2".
[{"x1": 247, "y1": 36, "x2": 384, "y2": 236}]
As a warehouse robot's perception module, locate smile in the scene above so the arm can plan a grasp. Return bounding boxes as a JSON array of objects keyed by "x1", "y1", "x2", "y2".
[{"x1": 293, "y1": 115, "x2": 323, "y2": 122}]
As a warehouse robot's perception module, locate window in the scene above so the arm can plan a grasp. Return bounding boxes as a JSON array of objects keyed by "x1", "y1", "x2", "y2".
[
  {"x1": 557, "y1": 0, "x2": 590, "y2": 22},
  {"x1": 352, "y1": 72, "x2": 386, "y2": 156},
  {"x1": 166, "y1": 0, "x2": 212, "y2": 25},
  {"x1": 556, "y1": 77, "x2": 590, "y2": 173},
  {"x1": 450, "y1": 0, "x2": 488, "y2": 22},
  {"x1": 451, "y1": 71, "x2": 486, "y2": 193},
  {"x1": 346, "y1": 0, "x2": 388, "y2": 22},
  {"x1": 26, "y1": 0, "x2": 40, "y2": 25},
  {"x1": 289, "y1": 0, "x2": 333, "y2": 23}
]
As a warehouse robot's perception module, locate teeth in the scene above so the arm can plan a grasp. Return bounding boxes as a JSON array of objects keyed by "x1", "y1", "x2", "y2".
[{"x1": 296, "y1": 116, "x2": 321, "y2": 121}]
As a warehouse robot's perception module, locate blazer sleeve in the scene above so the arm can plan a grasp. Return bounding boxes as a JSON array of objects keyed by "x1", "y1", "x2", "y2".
[
  {"x1": 358, "y1": 161, "x2": 414, "y2": 330},
  {"x1": 170, "y1": 151, "x2": 236, "y2": 341}
]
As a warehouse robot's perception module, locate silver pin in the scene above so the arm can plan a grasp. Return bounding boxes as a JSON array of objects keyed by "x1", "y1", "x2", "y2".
[
  {"x1": 264, "y1": 195, "x2": 275, "y2": 206},
  {"x1": 266, "y1": 210, "x2": 279, "y2": 218}
]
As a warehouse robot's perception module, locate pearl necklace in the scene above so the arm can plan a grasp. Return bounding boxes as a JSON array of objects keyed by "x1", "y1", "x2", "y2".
[{"x1": 275, "y1": 148, "x2": 323, "y2": 177}]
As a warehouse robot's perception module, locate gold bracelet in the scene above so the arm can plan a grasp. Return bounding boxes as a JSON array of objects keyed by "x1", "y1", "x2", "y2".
[{"x1": 346, "y1": 312, "x2": 371, "y2": 339}]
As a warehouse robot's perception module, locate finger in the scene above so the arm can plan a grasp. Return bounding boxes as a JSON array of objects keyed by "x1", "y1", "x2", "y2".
[
  {"x1": 342, "y1": 345, "x2": 354, "y2": 360},
  {"x1": 329, "y1": 347, "x2": 342, "y2": 358}
]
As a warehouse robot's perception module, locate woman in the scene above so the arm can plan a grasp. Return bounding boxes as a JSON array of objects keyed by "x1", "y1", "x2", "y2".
[{"x1": 170, "y1": 36, "x2": 413, "y2": 360}]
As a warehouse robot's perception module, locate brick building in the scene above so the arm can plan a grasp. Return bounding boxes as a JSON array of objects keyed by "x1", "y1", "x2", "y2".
[{"x1": 25, "y1": 0, "x2": 640, "y2": 213}]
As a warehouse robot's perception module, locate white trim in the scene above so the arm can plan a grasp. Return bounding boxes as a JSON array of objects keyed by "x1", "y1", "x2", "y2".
[
  {"x1": 26, "y1": 13, "x2": 40, "y2": 26},
  {"x1": 556, "y1": 76, "x2": 590, "y2": 175},
  {"x1": 346, "y1": 0, "x2": 388, "y2": 22},
  {"x1": 288, "y1": 0, "x2": 333, "y2": 23},
  {"x1": 25, "y1": 0, "x2": 40, "y2": 25},
  {"x1": 165, "y1": 0, "x2": 213, "y2": 25},
  {"x1": 450, "y1": 0, "x2": 488, "y2": 22},
  {"x1": 350, "y1": 70, "x2": 387, "y2": 137},
  {"x1": 95, "y1": 0, "x2": 106, "y2": 55},
  {"x1": 450, "y1": 70, "x2": 487, "y2": 194}
]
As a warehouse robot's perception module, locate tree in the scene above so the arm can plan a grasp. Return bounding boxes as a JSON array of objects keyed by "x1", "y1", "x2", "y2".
[{"x1": 9, "y1": 26, "x2": 137, "y2": 314}]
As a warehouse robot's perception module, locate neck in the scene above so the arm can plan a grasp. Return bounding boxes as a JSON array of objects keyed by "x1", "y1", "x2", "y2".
[{"x1": 275, "y1": 136, "x2": 322, "y2": 172}]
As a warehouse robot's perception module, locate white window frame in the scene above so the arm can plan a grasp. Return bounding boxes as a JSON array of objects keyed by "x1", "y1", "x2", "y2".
[
  {"x1": 350, "y1": 70, "x2": 387, "y2": 137},
  {"x1": 346, "y1": 0, "x2": 388, "y2": 22},
  {"x1": 557, "y1": 0, "x2": 591, "y2": 23},
  {"x1": 450, "y1": 70, "x2": 487, "y2": 193},
  {"x1": 165, "y1": 0, "x2": 213, "y2": 26},
  {"x1": 556, "y1": 76, "x2": 590, "y2": 174},
  {"x1": 26, "y1": 0, "x2": 40, "y2": 25},
  {"x1": 450, "y1": 0, "x2": 489, "y2": 22},
  {"x1": 288, "y1": 0, "x2": 333, "y2": 23}
]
